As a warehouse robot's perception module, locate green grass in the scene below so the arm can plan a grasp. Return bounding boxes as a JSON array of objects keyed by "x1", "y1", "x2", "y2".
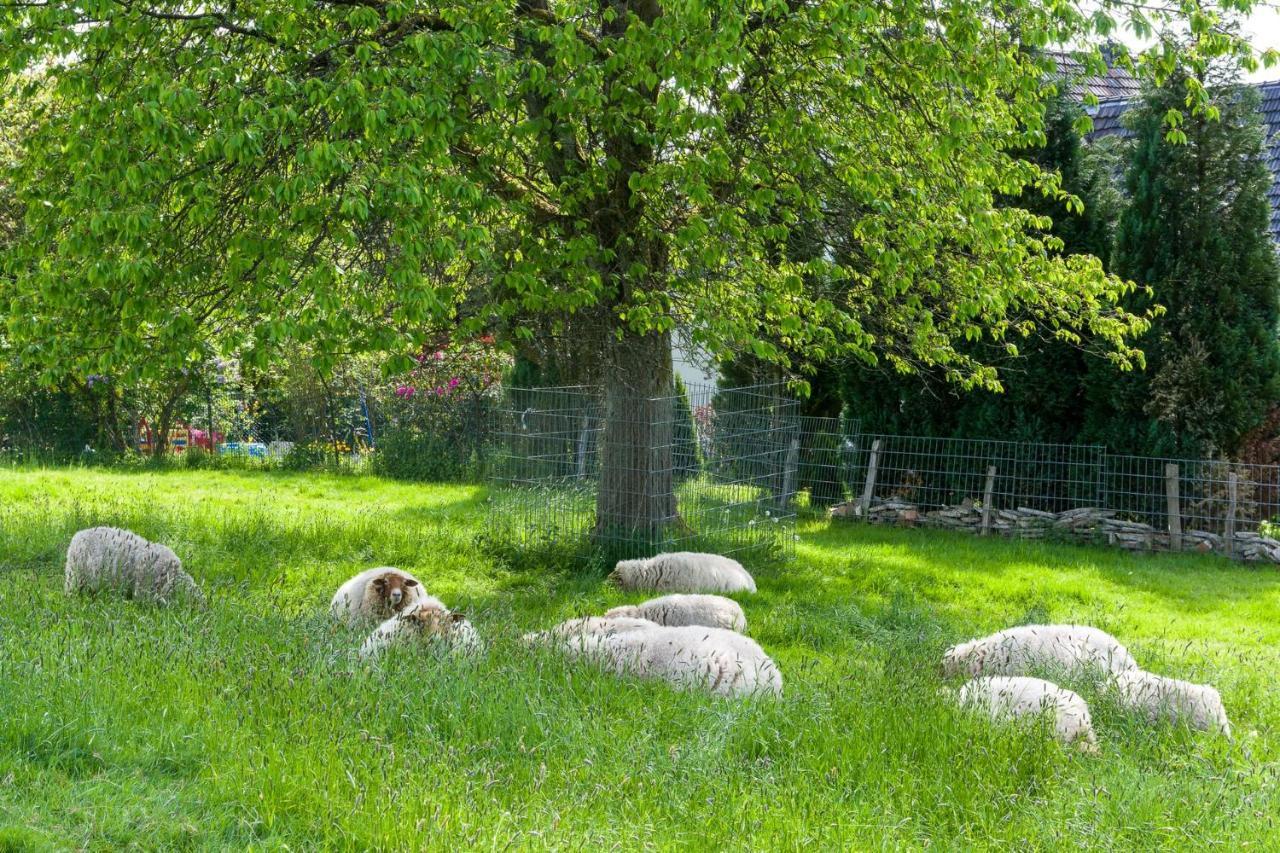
[{"x1": 1, "y1": 467, "x2": 1277, "y2": 850}]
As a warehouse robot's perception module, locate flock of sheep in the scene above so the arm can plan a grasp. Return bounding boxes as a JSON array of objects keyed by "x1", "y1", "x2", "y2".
[
  {"x1": 942, "y1": 624, "x2": 1231, "y2": 752},
  {"x1": 63, "y1": 525, "x2": 1232, "y2": 752}
]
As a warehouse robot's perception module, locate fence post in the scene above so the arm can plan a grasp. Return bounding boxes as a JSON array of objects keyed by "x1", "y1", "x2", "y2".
[
  {"x1": 778, "y1": 430, "x2": 800, "y2": 509},
  {"x1": 1225, "y1": 472, "x2": 1239, "y2": 558},
  {"x1": 981, "y1": 465, "x2": 997, "y2": 535},
  {"x1": 1165, "y1": 463, "x2": 1182, "y2": 551},
  {"x1": 859, "y1": 439, "x2": 882, "y2": 517}
]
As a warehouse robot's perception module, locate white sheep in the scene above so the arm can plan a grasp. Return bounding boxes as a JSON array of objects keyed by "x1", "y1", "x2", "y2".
[
  {"x1": 605, "y1": 594, "x2": 747, "y2": 632},
  {"x1": 943, "y1": 624, "x2": 1138, "y2": 680},
  {"x1": 64, "y1": 526, "x2": 203, "y2": 605},
  {"x1": 522, "y1": 615, "x2": 660, "y2": 645},
  {"x1": 330, "y1": 567, "x2": 436, "y2": 625},
  {"x1": 358, "y1": 603, "x2": 480, "y2": 658},
  {"x1": 607, "y1": 552, "x2": 757, "y2": 594},
  {"x1": 1112, "y1": 670, "x2": 1232, "y2": 736},
  {"x1": 534, "y1": 620, "x2": 782, "y2": 699},
  {"x1": 957, "y1": 676, "x2": 1099, "y2": 753}
]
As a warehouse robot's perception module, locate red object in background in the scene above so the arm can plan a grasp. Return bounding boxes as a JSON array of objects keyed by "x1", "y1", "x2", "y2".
[
  {"x1": 137, "y1": 418, "x2": 196, "y2": 453},
  {"x1": 189, "y1": 428, "x2": 224, "y2": 450}
]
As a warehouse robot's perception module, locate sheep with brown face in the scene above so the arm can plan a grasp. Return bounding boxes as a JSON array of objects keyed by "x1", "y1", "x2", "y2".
[
  {"x1": 359, "y1": 603, "x2": 480, "y2": 658},
  {"x1": 330, "y1": 567, "x2": 436, "y2": 625}
]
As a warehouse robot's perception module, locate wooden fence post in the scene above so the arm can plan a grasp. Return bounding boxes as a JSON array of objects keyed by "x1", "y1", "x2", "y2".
[
  {"x1": 1165, "y1": 463, "x2": 1182, "y2": 551},
  {"x1": 859, "y1": 439, "x2": 882, "y2": 517},
  {"x1": 778, "y1": 432, "x2": 800, "y2": 508},
  {"x1": 981, "y1": 465, "x2": 997, "y2": 535},
  {"x1": 1225, "y1": 472, "x2": 1239, "y2": 557}
]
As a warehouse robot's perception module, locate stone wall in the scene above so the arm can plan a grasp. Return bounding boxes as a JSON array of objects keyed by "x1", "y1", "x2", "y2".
[{"x1": 830, "y1": 498, "x2": 1280, "y2": 563}]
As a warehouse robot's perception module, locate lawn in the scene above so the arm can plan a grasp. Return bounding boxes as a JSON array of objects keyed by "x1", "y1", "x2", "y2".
[{"x1": 1, "y1": 467, "x2": 1278, "y2": 850}]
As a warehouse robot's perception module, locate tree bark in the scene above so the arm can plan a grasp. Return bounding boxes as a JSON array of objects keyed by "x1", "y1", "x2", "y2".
[
  {"x1": 153, "y1": 377, "x2": 190, "y2": 457},
  {"x1": 595, "y1": 330, "x2": 677, "y2": 544}
]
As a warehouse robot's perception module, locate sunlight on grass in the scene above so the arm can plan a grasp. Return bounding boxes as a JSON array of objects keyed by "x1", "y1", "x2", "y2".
[{"x1": 1, "y1": 467, "x2": 1277, "y2": 848}]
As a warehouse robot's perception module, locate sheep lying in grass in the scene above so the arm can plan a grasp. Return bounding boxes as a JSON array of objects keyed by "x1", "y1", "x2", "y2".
[
  {"x1": 330, "y1": 567, "x2": 436, "y2": 625},
  {"x1": 605, "y1": 594, "x2": 746, "y2": 632},
  {"x1": 528, "y1": 615, "x2": 660, "y2": 642},
  {"x1": 532, "y1": 619, "x2": 782, "y2": 699},
  {"x1": 1112, "y1": 670, "x2": 1232, "y2": 736},
  {"x1": 957, "y1": 676, "x2": 1099, "y2": 753},
  {"x1": 608, "y1": 552, "x2": 757, "y2": 594},
  {"x1": 358, "y1": 603, "x2": 480, "y2": 658},
  {"x1": 64, "y1": 526, "x2": 204, "y2": 605},
  {"x1": 943, "y1": 624, "x2": 1138, "y2": 680}
]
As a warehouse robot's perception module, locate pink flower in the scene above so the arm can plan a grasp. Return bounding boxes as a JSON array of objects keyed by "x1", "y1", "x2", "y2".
[
  {"x1": 448, "y1": 377, "x2": 460, "y2": 389},
  {"x1": 433, "y1": 351, "x2": 445, "y2": 361},
  {"x1": 435, "y1": 386, "x2": 446, "y2": 396}
]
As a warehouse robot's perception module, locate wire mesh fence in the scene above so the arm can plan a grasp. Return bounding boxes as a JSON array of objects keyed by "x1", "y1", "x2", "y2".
[
  {"x1": 487, "y1": 383, "x2": 799, "y2": 562},
  {"x1": 806, "y1": 422, "x2": 1280, "y2": 562}
]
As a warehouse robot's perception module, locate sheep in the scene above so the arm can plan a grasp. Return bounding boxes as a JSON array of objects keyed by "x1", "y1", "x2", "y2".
[
  {"x1": 943, "y1": 624, "x2": 1138, "y2": 680},
  {"x1": 534, "y1": 621, "x2": 782, "y2": 699},
  {"x1": 358, "y1": 603, "x2": 480, "y2": 658},
  {"x1": 605, "y1": 594, "x2": 747, "y2": 632},
  {"x1": 956, "y1": 676, "x2": 1099, "y2": 753},
  {"x1": 1112, "y1": 670, "x2": 1232, "y2": 736},
  {"x1": 521, "y1": 615, "x2": 660, "y2": 646},
  {"x1": 330, "y1": 567, "x2": 436, "y2": 625},
  {"x1": 607, "y1": 552, "x2": 757, "y2": 594},
  {"x1": 64, "y1": 526, "x2": 203, "y2": 605}
]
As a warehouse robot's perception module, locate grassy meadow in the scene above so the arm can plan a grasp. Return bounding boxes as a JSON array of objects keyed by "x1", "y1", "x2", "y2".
[{"x1": 1, "y1": 467, "x2": 1278, "y2": 850}]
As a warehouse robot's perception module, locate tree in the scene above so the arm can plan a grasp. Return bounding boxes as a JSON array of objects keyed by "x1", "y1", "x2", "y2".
[
  {"x1": 840, "y1": 92, "x2": 1127, "y2": 443},
  {"x1": 1084, "y1": 66, "x2": 1280, "y2": 456},
  {"x1": 0, "y1": 2, "x2": 1264, "y2": 535}
]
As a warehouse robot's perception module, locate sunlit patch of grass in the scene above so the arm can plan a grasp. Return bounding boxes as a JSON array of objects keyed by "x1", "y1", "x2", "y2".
[{"x1": 0, "y1": 467, "x2": 1277, "y2": 847}]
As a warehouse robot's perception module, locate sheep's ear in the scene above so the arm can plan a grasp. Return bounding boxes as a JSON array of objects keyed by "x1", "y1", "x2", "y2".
[
  {"x1": 450, "y1": 611, "x2": 467, "y2": 623},
  {"x1": 372, "y1": 578, "x2": 386, "y2": 589},
  {"x1": 404, "y1": 578, "x2": 419, "y2": 587}
]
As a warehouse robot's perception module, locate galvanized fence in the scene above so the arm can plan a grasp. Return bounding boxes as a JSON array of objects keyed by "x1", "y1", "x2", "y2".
[
  {"x1": 804, "y1": 417, "x2": 1280, "y2": 563},
  {"x1": 487, "y1": 383, "x2": 799, "y2": 562}
]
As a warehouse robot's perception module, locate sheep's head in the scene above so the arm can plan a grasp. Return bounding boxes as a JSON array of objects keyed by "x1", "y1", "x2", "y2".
[
  {"x1": 369, "y1": 571, "x2": 420, "y2": 612},
  {"x1": 399, "y1": 605, "x2": 467, "y2": 638},
  {"x1": 607, "y1": 559, "x2": 643, "y2": 587},
  {"x1": 1073, "y1": 729, "x2": 1101, "y2": 756},
  {"x1": 941, "y1": 641, "x2": 975, "y2": 678},
  {"x1": 603, "y1": 604, "x2": 639, "y2": 619},
  {"x1": 1203, "y1": 687, "x2": 1233, "y2": 737}
]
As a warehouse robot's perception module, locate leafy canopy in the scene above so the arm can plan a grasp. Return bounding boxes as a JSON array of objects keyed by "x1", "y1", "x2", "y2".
[{"x1": 0, "y1": 0, "x2": 1271, "y2": 387}]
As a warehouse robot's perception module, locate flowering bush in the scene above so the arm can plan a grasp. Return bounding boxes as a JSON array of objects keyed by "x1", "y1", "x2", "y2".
[{"x1": 370, "y1": 336, "x2": 511, "y2": 481}]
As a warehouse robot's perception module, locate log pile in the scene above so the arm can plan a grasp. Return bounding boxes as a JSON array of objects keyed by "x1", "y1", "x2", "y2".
[{"x1": 828, "y1": 498, "x2": 1280, "y2": 564}]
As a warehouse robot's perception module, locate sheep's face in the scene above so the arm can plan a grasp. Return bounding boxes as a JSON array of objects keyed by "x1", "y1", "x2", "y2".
[
  {"x1": 941, "y1": 642, "x2": 975, "y2": 678},
  {"x1": 400, "y1": 606, "x2": 467, "y2": 638},
  {"x1": 370, "y1": 572, "x2": 419, "y2": 612},
  {"x1": 607, "y1": 560, "x2": 642, "y2": 587}
]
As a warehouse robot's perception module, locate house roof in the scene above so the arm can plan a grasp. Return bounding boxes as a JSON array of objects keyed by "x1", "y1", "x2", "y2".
[
  {"x1": 1084, "y1": 80, "x2": 1280, "y2": 242},
  {"x1": 1045, "y1": 50, "x2": 1142, "y2": 101}
]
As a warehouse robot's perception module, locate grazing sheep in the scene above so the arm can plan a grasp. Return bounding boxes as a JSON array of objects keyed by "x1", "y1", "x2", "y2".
[
  {"x1": 943, "y1": 624, "x2": 1138, "y2": 680},
  {"x1": 957, "y1": 676, "x2": 1099, "y2": 753},
  {"x1": 330, "y1": 567, "x2": 436, "y2": 624},
  {"x1": 1112, "y1": 670, "x2": 1232, "y2": 736},
  {"x1": 607, "y1": 552, "x2": 757, "y2": 594},
  {"x1": 605, "y1": 594, "x2": 747, "y2": 632},
  {"x1": 536, "y1": 622, "x2": 782, "y2": 699},
  {"x1": 358, "y1": 604, "x2": 480, "y2": 658},
  {"x1": 64, "y1": 526, "x2": 203, "y2": 605}
]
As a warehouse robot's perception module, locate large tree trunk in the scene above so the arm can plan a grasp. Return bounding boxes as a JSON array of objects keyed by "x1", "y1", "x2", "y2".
[{"x1": 595, "y1": 331, "x2": 677, "y2": 545}]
